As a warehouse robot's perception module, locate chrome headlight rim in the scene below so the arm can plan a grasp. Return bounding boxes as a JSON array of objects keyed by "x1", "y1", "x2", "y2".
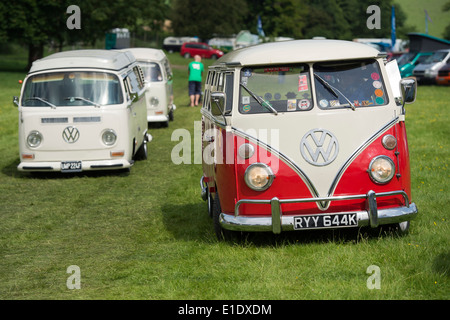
[
  {"x1": 150, "y1": 96, "x2": 159, "y2": 107},
  {"x1": 244, "y1": 162, "x2": 275, "y2": 191},
  {"x1": 368, "y1": 155, "x2": 395, "y2": 184},
  {"x1": 101, "y1": 129, "x2": 117, "y2": 146},
  {"x1": 27, "y1": 130, "x2": 43, "y2": 148},
  {"x1": 238, "y1": 143, "x2": 255, "y2": 160},
  {"x1": 381, "y1": 134, "x2": 397, "y2": 150}
]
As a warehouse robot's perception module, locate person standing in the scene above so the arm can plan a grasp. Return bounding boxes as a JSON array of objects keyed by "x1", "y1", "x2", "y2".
[{"x1": 188, "y1": 55, "x2": 204, "y2": 107}]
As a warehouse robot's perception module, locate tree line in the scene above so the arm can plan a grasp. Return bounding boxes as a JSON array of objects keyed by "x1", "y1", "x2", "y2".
[{"x1": 0, "y1": 0, "x2": 413, "y2": 69}]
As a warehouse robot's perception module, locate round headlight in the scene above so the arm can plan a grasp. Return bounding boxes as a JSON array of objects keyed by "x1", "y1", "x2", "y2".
[
  {"x1": 381, "y1": 134, "x2": 397, "y2": 150},
  {"x1": 244, "y1": 163, "x2": 274, "y2": 191},
  {"x1": 27, "y1": 131, "x2": 43, "y2": 148},
  {"x1": 369, "y1": 156, "x2": 395, "y2": 184},
  {"x1": 150, "y1": 97, "x2": 159, "y2": 107},
  {"x1": 238, "y1": 143, "x2": 255, "y2": 159},
  {"x1": 102, "y1": 129, "x2": 117, "y2": 146}
]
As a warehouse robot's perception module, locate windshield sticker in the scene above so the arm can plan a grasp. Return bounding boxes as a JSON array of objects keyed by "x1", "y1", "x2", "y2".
[
  {"x1": 374, "y1": 89, "x2": 384, "y2": 97},
  {"x1": 362, "y1": 100, "x2": 374, "y2": 106},
  {"x1": 242, "y1": 104, "x2": 251, "y2": 112},
  {"x1": 287, "y1": 99, "x2": 297, "y2": 111},
  {"x1": 264, "y1": 67, "x2": 291, "y2": 73},
  {"x1": 298, "y1": 99, "x2": 310, "y2": 110},
  {"x1": 242, "y1": 69, "x2": 252, "y2": 77},
  {"x1": 298, "y1": 74, "x2": 309, "y2": 91},
  {"x1": 371, "y1": 72, "x2": 380, "y2": 81},
  {"x1": 353, "y1": 100, "x2": 361, "y2": 107},
  {"x1": 372, "y1": 80, "x2": 382, "y2": 88},
  {"x1": 319, "y1": 99, "x2": 329, "y2": 108},
  {"x1": 330, "y1": 100, "x2": 340, "y2": 107},
  {"x1": 375, "y1": 97, "x2": 384, "y2": 104},
  {"x1": 242, "y1": 96, "x2": 250, "y2": 104}
]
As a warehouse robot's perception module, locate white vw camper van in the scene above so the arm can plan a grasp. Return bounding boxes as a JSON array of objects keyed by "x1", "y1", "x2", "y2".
[
  {"x1": 14, "y1": 49, "x2": 150, "y2": 172},
  {"x1": 123, "y1": 48, "x2": 175, "y2": 127}
]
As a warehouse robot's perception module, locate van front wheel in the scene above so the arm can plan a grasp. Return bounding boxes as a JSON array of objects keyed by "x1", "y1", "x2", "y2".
[
  {"x1": 135, "y1": 141, "x2": 148, "y2": 160},
  {"x1": 213, "y1": 192, "x2": 240, "y2": 241}
]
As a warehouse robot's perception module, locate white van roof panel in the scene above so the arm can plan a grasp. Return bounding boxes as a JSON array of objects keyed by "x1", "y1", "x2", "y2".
[
  {"x1": 29, "y1": 49, "x2": 136, "y2": 73},
  {"x1": 120, "y1": 48, "x2": 167, "y2": 62},
  {"x1": 215, "y1": 39, "x2": 380, "y2": 66}
]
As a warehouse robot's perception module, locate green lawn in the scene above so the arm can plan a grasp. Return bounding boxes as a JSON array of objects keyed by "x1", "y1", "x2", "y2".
[
  {"x1": 0, "y1": 52, "x2": 448, "y2": 300},
  {"x1": 396, "y1": 0, "x2": 449, "y2": 38}
]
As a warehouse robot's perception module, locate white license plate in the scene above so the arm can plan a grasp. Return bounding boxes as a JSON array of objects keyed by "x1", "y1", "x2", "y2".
[
  {"x1": 61, "y1": 161, "x2": 82, "y2": 172},
  {"x1": 294, "y1": 213, "x2": 357, "y2": 230}
]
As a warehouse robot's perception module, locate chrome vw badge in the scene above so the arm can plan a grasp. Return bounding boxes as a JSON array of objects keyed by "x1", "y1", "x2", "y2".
[
  {"x1": 62, "y1": 126, "x2": 80, "y2": 143},
  {"x1": 300, "y1": 129, "x2": 339, "y2": 166}
]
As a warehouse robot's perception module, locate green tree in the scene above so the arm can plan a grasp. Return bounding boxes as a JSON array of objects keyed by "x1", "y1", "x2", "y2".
[
  {"x1": 2, "y1": 0, "x2": 170, "y2": 70},
  {"x1": 171, "y1": 0, "x2": 248, "y2": 40}
]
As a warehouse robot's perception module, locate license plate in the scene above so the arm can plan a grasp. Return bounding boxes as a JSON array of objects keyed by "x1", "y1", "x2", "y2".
[
  {"x1": 294, "y1": 213, "x2": 357, "y2": 230},
  {"x1": 61, "y1": 161, "x2": 82, "y2": 172}
]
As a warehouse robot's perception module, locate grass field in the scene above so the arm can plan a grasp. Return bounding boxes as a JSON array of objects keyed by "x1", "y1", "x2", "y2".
[
  {"x1": 396, "y1": 0, "x2": 449, "y2": 38},
  {"x1": 0, "y1": 51, "x2": 448, "y2": 300}
]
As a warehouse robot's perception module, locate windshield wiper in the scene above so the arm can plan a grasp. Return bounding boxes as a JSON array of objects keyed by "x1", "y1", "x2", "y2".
[
  {"x1": 240, "y1": 83, "x2": 278, "y2": 115},
  {"x1": 314, "y1": 74, "x2": 355, "y2": 111},
  {"x1": 26, "y1": 97, "x2": 56, "y2": 109},
  {"x1": 65, "y1": 97, "x2": 102, "y2": 108}
]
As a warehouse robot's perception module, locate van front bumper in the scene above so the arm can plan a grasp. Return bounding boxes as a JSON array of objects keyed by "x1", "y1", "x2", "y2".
[
  {"x1": 18, "y1": 159, "x2": 133, "y2": 172},
  {"x1": 220, "y1": 190, "x2": 418, "y2": 234}
]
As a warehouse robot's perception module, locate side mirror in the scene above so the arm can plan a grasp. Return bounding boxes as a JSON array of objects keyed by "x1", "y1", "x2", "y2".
[
  {"x1": 400, "y1": 78, "x2": 417, "y2": 104},
  {"x1": 13, "y1": 96, "x2": 19, "y2": 107},
  {"x1": 210, "y1": 92, "x2": 225, "y2": 116}
]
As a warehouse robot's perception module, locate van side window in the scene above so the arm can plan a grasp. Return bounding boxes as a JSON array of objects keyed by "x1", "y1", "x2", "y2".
[
  {"x1": 211, "y1": 71, "x2": 233, "y2": 117},
  {"x1": 203, "y1": 70, "x2": 215, "y2": 111},
  {"x1": 224, "y1": 73, "x2": 234, "y2": 114}
]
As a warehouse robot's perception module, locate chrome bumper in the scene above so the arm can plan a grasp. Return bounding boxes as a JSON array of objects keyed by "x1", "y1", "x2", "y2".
[{"x1": 220, "y1": 190, "x2": 418, "y2": 234}]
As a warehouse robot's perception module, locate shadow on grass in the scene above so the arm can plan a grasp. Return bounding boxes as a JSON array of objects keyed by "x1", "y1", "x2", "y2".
[{"x1": 2, "y1": 157, "x2": 131, "y2": 179}]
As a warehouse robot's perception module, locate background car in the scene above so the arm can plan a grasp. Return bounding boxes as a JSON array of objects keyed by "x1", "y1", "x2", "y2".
[
  {"x1": 180, "y1": 42, "x2": 224, "y2": 59},
  {"x1": 436, "y1": 63, "x2": 450, "y2": 85}
]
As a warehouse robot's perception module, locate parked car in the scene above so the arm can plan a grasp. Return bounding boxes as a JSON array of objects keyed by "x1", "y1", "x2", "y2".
[
  {"x1": 122, "y1": 48, "x2": 176, "y2": 127},
  {"x1": 413, "y1": 49, "x2": 450, "y2": 83},
  {"x1": 162, "y1": 36, "x2": 198, "y2": 53},
  {"x1": 436, "y1": 63, "x2": 450, "y2": 85},
  {"x1": 14, "y1": 49, "x2": 150, "y2": 172},
  {"x1": 200, "y1": 40, "x2": 418, "y2": 240},
  {"x1": 397, "y1": 51, "x2": 433, "y2": 78},
  {"x1": 180, "y1": 42, "x2": 224, "y2": 59}
]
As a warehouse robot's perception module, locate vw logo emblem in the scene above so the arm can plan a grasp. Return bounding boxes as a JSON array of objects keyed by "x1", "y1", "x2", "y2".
[
  {"x1": 300, "y1": 129, "x2": 339, "y2": 166},
  {"x1": 62, "y1": 126, "x2": 80, "y2": 143}
]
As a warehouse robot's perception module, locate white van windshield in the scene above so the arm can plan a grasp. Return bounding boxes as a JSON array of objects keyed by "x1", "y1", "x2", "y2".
[
  {"x1": 140, "y1": 62, "x2": 163, "y2": 82},
  {"x1": 239, "y1": 64, "x2": 313, "y2": 114},
  {"x1": 313, "y1": 59, "x2": 388, "y2": 109},
  {"x1": 22, "y1": 71, "x2": 123, "y2": 107}
]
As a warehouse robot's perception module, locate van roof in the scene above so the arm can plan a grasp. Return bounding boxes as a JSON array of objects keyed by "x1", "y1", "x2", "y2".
[
  {"x1": 214, "y1": 39, "x2": 380, "y2": 67},
  {"x1": 119, "y1": 48, "x2": 167, "y2": 62},
  {"x1": 28, "y1": 49, "x2": 136, "y2": 74}
]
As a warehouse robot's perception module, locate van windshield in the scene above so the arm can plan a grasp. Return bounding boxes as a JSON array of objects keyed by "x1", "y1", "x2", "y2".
[
  {"x1": 22, "y1": 71, "x2": 123, "y2": 107},
  {"x1": 314, "y1": 59, "x2": 388, "y2": 109},
  {"x1": 239, "y1": 64, "x2": 313, "y2": 114},
  {"x1": 140, "y1": 62, "x2": 163, "y2": 82}
]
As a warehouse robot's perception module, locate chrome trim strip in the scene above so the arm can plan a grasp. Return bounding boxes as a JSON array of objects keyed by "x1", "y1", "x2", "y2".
[
  {"x1": 234, "y1": 190, "x2": 410, "y2": 217},
  {"x1": 220, "y1": 202, "x2": 418, "y2": 232}
]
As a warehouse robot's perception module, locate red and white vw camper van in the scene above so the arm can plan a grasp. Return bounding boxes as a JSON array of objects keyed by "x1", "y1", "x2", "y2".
[{"x1": 200, "y1": 40, "x2": 418, "y2": 240}]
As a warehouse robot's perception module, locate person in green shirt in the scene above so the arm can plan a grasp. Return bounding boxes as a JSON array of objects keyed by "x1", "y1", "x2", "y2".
[{"x1": 188, "y1": 55, "x2": 204, "y2": 107}]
